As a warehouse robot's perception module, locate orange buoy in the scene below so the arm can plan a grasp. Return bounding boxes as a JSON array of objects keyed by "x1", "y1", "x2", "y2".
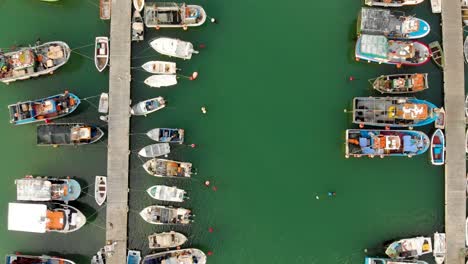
[
  {"x1": 396, "y1": 64, "x2": 402, "y2": 69},
  {"x1": 359, "y1": 124, "x2": 364, "y2": 128},
  {"x1": 385, "y1": 126, "x2": 390, "y2": 130}
]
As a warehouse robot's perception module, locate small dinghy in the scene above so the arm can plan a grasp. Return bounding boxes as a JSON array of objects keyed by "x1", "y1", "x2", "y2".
[
  {"x1": 95, "y1": 176, "x2": 107, "y2": 206},
  {"x1": 138, "y1": 143, "x2": 170, "y2": 158},
  {"x1": 364, "y1": 257, "x2": 428, "y2": 264},
  {"x1": 132, "y1": 10, "x2": 144, "y2": 42},
  {"x1": 385, "y1": 236, "x2": 432, "y2": 259},
  {"x1": 100, "y1": 0, "x2": 111, "y2": 20},
  {"x1": 147, "y1": 185, "x2": 186, "y2": 202},
  {"x1": 131, "y1": 96, "x2": 166, "y2": 116},
  {"x1": 142, "y1": 61, "x2": 177, "y2": 74},
  {"x1": 144, "y1": 75, "x2": 177, "y2": 88},
  {"x1": 431, "y1": 129, "x2": 445, "y2": 166},
  {"x1": 140, "y1": 205, "x2": 192, "y2": 225},
  {"x1": 150, "y1": 37, "x2": 198, "y2": 60},
  {"x1": 133, "y1": 0, "x2": 144, "y2": 12},
  {"x1": 143, "y1": 249, "x2": 206, "y2": 264},
  {"x1": 148, "y1": 231, "x2": 188, "y2": 249},
  {"x1": 433, "y1": 232, "x2": 446, "y2": 264},
  {"x1": 37, "y1": 123, "x2": 104, "y2": 146},
  {"x1": 95, "y1": 37, "x2": 109, "y2": 72},
  {"x1": 371, "y1": 73, "x2": 428, "y2": 94},
  {"x1": 430, "y1": 0, "x2": 441, "y2": 13},
  {"x1": 127, "y1": 250, "x2": 141, "y2": 264},
  {"x1": 144, "y1": 3, "x2": 206, "y2": 29},
  {"x1": 147, "y1": 128, "x2": 184, "y2": 143},
  {"x1": 364, "y1": 0, "x2": 424, "y2": 7},
  {"x1": 143, "y1": 158, "x2": 192, "y2": 178},
  {"x1": 434, "y1": 107, "x2": 445, "y2": 129},
  {"x1": 6, "y1": 255, "x2": 76, "y2": 264},
  {"x1": 465, "y1": 37, "x2": 468, "y2": 64},
  {"x1": 429, "y1": 41, "x2": 444, "y2": 68},
  {"x1": 16, "y1": 176, "x2": 81, "y2": 202},
  {"x1": 99, "y1": 93, "x2": 109, "y2": 114}
]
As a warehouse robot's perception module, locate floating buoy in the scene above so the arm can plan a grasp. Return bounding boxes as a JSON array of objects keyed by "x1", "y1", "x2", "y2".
[
  {"x1": 208, "y1": 227, "x2": 214, "y2": 233},
  {"x1": 212, "y1": 186, "x2": 217, "y2": 192},
  {"x1": 192, "y1": 72, "x2": 199, "y2": 80},
  {"x1": 211, "y1": 18, "x2": 217, "y2": 23},
  {"x1": 369, "y1": 155, "x2": 374, "y2": 158},
  {"x1": 349, "y1": 76, "x2": 354, "y2": 81},
  {"x1": 380, "y1": 155, "x2": 384, "y2": 159},
  {"x1": 355, "y1": 58, "x2": 360, "y2": 62},
  {"x1": 359, "y1": 124, "x2": 364, "y2": 128},
  {"x1": 315, "y1": 195, "x2": 319, "y2": 200},
  {"x1": 199, "y1": 44, "x2": 206, "y2": 49},
  {"x1": 191, "y1": 143, "x2": 196, "y2": 148},
  {"x1": 204, "y1": 180, "x2": 210, "y2": 187},
  {"x1": 201, "y1": 106, "x2": 207, "y2": 114},
  {"x1": 207, "y1": 251, "x2": 213, "y2": 256}
]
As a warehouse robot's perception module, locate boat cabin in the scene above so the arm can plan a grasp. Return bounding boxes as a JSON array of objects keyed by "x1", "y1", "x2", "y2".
[
  {"x1": 155, "y1": 160, "x2": 191, "y2": 177},
  {"x1": 71, "y1": 126, "x2": 92, "y2": 143}
]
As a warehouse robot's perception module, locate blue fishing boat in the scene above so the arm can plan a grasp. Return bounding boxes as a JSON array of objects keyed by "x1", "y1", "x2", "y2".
[
  {"x1": 127, "y1": 250, "x2": 141, "y2": 264},
  {"x1": 352, "y1": 97, "x2": 439, "y2": 128},
  {"x1": 431, "y1": 129, "x2": 445, "y2": 166},
  {"x1": 15, "y1": 176, "x2": 81, "y2": 202},
  {"x1": 8, "y1": 91, "x2": 80, "y2": 125},
  {"x1": 364, "y1": 257, "x2": 428, "y2": 264},
  {"x1": 345, "y1": 129, "x2": 430, "y2": 158}
]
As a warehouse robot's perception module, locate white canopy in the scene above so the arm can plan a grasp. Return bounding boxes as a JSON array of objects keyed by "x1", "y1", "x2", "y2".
[
  {"x1": 16, "y1": 179, "x2": 52, "y2": 201},
  {"x1": 8, "y1": 203, "x2": 47, "y2": 233}
]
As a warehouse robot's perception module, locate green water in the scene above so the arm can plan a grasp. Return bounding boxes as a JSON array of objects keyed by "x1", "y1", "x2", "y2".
[{"x1": 0, "y1": 0, "x2": 445, "y2": 263}]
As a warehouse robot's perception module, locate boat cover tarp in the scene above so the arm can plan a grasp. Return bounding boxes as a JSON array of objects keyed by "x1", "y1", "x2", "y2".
[
  {"x1": 16, "y1": 179, "x2": 52, "y2": 201},
  {"x1": 360, "y1": 8, "x2": 395, "y2": 35},
  {"x1": 8, "y1": 203, "x2": 47, "y2": 233},
  {"x1": 37, "y1": 124, "x2": 72, "y2": 144},
  {"x1": 359, "y1": 35, "x2": 388, "y2": 59}
]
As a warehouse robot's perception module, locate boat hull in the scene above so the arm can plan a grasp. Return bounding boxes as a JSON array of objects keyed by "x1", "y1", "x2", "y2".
[
  {"x1": 36, "y1": 123, "x2": 104, "y2": 146},
  {"x1": 144, "y1": 74, "x2": 178, "y2": 88},
  {"x1": 385, "y1": 236, "x2": 432, "y2": 259},
  {"x1": 143, "y1": 249, "x2": 206, "y2": 264},
  {"x1": 138, "y1": 143, "x2": 171, "y2": 158},
  {"x1": 95, "y1": 37, "x2": 109, "y2": 72},
  {"x1": 6, "y1": 255, "x2": 76, "y2": 264},
  {"x1": 365, "y1": 0, "x2": 424, "y2": 7},
  {"x1": 365, "y1": 257, "x2": 428, "y2": 264},
  {"x1": 143, "y1": 158, "x2": 192, "y2": 178},
  {"x1": 142, "y1": 61, "x2": 177, "y2": 74}
]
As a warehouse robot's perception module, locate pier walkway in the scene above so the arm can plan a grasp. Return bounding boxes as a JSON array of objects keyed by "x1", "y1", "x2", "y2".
[
  {"x1": 105, "y1": 1, "x2": 132, "y2": 264},
  {"x1": 442, "y1": 0, "x2": 467, "y2": 264}
]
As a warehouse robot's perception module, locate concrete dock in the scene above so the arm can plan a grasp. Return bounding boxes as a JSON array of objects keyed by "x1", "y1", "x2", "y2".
[
  {"x1": 105, "y1": 0, "x2": 132, "y2": 263},
  {"x1": 442, "y1": 0, "x2": 467, "y2": 263}
]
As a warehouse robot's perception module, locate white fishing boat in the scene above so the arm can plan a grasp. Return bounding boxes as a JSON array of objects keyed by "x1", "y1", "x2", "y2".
[
  {"x1": 6, "y1": 255, "x2": 76, "y2": 264},
  {"x1": 144, "y1": 2, "x2": 206, "y2": 29},
  {"x1": 133, "y1": 0, "x2": 144, "y2": 12},
  {"x1": 138, "y1": 143, "x2": 171, "y2": 158},
  {"x1": 465, "y1": 37, "x2": 468, "y2": 64},
  {"x1": 150, "y1": 37, "x2": 198, "y2": 60},
  {"x1": 8, "y1": 202, "x2": 86, "y2": 233},
  {"x1": 434, "y1": 107, "x2": 445, "y2": 129},
  {"x1": 130, "y1": 96, "x2": 166, "y2": 116},
  {"x1": 143, "y1": 158, "x2": 192, "y2": 178},
  {"x1": 463, "y1": 0, "x2": 468, "y2": 25},
  {"x1": 95, "y1": 37, "x2": 109, "y2": 72},
  {"x1": 127, "y1": 250, "x2": 141, "y2": 264},
  {"x1": 148, "y1": 231, "x2": 188, "y2": 249},
  {"x1": 95, "y1": 176, "x2": 107, "y2": 206},
  {"x1": 147, "y1": 185, "x2": 186, "y2": 202},
  {"x1": 385, "y1": 236, "x2": 432, "y2": 259},
  {"x1": 100, "y1": 0, "x2": 111, "y2": 20},
  {"x1": 99, "y1": 93, "x2": 109, "y2": 114},
  {"x1": 132, "y1": 10, "x2": 144, "y2": 42},
  {"x1": 147, "y1": 128, "x2": 184, "y2": 143},
  {"x1": 433, "y1": 232, "x2": 446, "y2": 264},
  {"x1": 430, "y1": 0, "x2": 441, "y2": 13},
  {"x1": 140, "y1": 205, "x2": 192, "y2": 225},
  {"x1": 142, "y1": 61, "x2": 177, "y2": 74},
  {"x1": 142, "y1": 249, "x2": 206, "y2": 264},
  {"x1": 144, "y1": 75, "x2": 178, "y2": 88}
]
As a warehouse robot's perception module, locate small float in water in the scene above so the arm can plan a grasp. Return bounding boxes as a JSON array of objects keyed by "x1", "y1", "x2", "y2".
[
  {"x1": 37, "y1": 123, "x2": 104, "y2": 146},
  {"x1": 371, "y1": 73, "x2": 428, "y2": 94},
  {"x1": 142, "y1": 61, "x2": 177, "y2": 74},
  {"x1": 144, "y1": 74, "x2": 178, "y2": 88},
  {"x1": 364, "y1": 0, "x2": 424, "y2": 7},
  {"x1": 6, "y1": 255, "x2": 76, "y2": 264},
  {"x1": 434, "y1": 107, "x2": 445, "y2": 129},
  {"x1": 143, "y1": 249, "x2": 206, "y2": 264},
  {"x1": 99, "y1": 93, "x2": 109, "y2": 114},
  {"x1": 147, "y1": 185, "x2": 187, "y2": 202},
  {"x1": 95, "y1": 176, "x2": 107, "y2": 206},
  {"x1": 15, "y1": 176, "x2": 81, "y2": 202},
  {"x1": 147, "y1": 128, "x2": 184, "y2": 143},
  {"x1": 140, "y1": 205, "x2": 192, "y2": 225},
  {"x1": 143, "y1": 158, "x2": 192, "y2": 178},
  {"x1": 132, "y1": 10, "x2": 144, "y2": 42},
  {"x1": 127, "y1": 250, "x2": 141, "y2": 264},
  {"x1": 138, "y1": 143, "x2": 171, "y2": 158},
  {"x1": 150, "y1": 37, "x2": 198, "y2": 60},
  {"x1": 95, "y1": 37, "x2": 109, "y2": 72},
  {"x1": 430, "y1": 129, "x2": 445, "y2": 166},
  {"x1": 433, "y1": 232, "x2": 446, "y2": 264},
  {"x1": 385, "y1": 236, "x2": 432, "y2": 259},
  {"x1": 144, "y1": 2, "x2": 206, "y2": 29},
  {"x1": 429, "y1": 41, "x2": 444, "y2": 68},
  {"x1": 131, "y1": 96, "x2": 166, "y2": 116},
  {"x1": 148, "y1": 231, "x2": 188, "y2": 249},
  {"x1": 364, "y1": 257, "x2": 428, "y2": 264},
  {"x1": 100, "y1": 0, "x2": 111, "y2": 20}
]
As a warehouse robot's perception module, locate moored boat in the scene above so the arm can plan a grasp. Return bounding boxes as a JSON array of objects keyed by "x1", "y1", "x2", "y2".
[
  {"x1": 143, "y1": 158, "x2": 192, "y2": 178},
  {"x1": 466, "y1": 129, "x2": 468, "y2": 154},
  {"x1": 463, "y1": 1, "x2": 468, "y2": 25},
  {"x1": 139, "y1": 205, "x2": 192, "y2": 225},
  {"x1": 364, "y1": 0, "x2": 424, "y2": 7},
  {"x1": 365, "y1": 257, "x2": 428, "y2": 264},
  {"x1": 150, "y1": 37, "x2": 198, "y2": 60},
  {"x1": 433, "y1": 232, "x2": 446, "y2": 264},
  {"x1": 6, "y1": 254, "x2": 76, "y2": 264},
  {"x1": 0, "y1": 41, "x2": 70, "y2": 84},
  {"x1": 127, "y1": 250, "x2": 141, "y2": 264},
  {"x1": 100, "y1": 0, "x2": 111, "y2": 20},
  {"x1": 142, "y1": 249, "x2": 206, "y2": 264},
  {"x1": 434, "y1": 107, "x2": 445, "y2": 129},
  {"x1": 133, "y1": 0, "x2": 144, "y2": 12},
  {"x1": 8, "y1": 91, "x2": 80, "y2": 125},
  {"x1": 37, "y1": 123, "x2": 104, "y2": 146},
  {"x1": 98, "y1": 93, "x2": 109, "y2": 114},
  {"x1": 352, "y1": 97, "x2": 439, "y2": 128},
  {"x1": 345, "y1": 129, "x2": 430, "y2": 158},
  {"x1": 8, "y1": 202, "x2": 86, "y2": 233},
  {"x1": 371, "y1": 73, "x2": 428, "y2": 94},
  {"x1": 358, "y1": 8, "x2": 430, "y2": 39},
  {"x1": 16, "y1": 176, "x2": 81, "y2": 202},
  {"x1": 430, "y1": 0, "x2": 441, "y2": 13},
  {"x1": 429, "y1": 41, "x2": 444, "y2": 68},
  {"x1": 138, "y1": 143, "x2": 171, "y2": 158},
  {"x1": 144, "y1": 74, "x2": 177, "y2": 88},
  {"x1": 95, "y1": 37, "x2": 109, "y2": 72},
  {"x1": 431, "y1": 129, "x2": 445, "y2": 166},
  {"x1": 464, "y1": 37, "x2": 468, "y2": 64},
  {"x1": 146, "y1": 128, "x2": 184, "y2": 143},
  {"x1": 148, "y1": 231, "x2": 188, "y2": 249},
  {"x1": 355, "y1": 35, "x2": 431, "y2": 67},
  {"x1": 142, "y1": 61, "x2": 176, "y2": 74},
  {"x1": 130, "y1": 96, "x2": 166, "y2": 116},
  {"x1": 95, "y1": 176, "x2": 107, "y2": 206},
  {"x1": 147, "y1": 185, "x2": 186, "y2": 202},
  {"x1": 385, "y1": 236, "x2": 432, "y2": 259},
  {"x1": 132, "y1": 10, "x2": 144, "y2": 42},
  {"x1": 144, "y1": 2, "x2": 206, "y2": 29}
]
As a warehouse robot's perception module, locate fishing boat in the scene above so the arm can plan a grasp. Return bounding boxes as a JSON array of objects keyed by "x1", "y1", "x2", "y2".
[
  {"x1": 8, "y1": 202, "x2": 86, "y2": 233},
  {"x1": 466, "y1": 217, "x2": 468, "y2": 246},
  {"x1": 100, "y1": 0, "x2": 111, "y2": 20},
  {"x1": 144, "y1": 75, "x2": 178, "y2": 88},
  {"x1": 358, "y1": 8, "x2": 430, "y2": 39},
  {"x1": 429, "y1": 41, "x2": 444, "y2": 68},
  {"x1": 355, "y1": 35, "x2": 431, "y2": 67},
  {"x1": 138, "y1": 143, "x2": 171, "y2": 158},
  {"x1": 142, "y1": 249, "x2": 206, "y2": 264},
  {"x1": 95, "y1": 37, "x2": 109, "y2": 72},
  {"x1": 433, "y1": 232, "x2": 446, "y2": 264},
  {"x1": 144, "y1": 3, "x2": 206, "y2": 29},
  {"x1": 15, "y1": 176, "x2": 81, "y2": 202},
  {"x1": 0, "y1": 41, "x2": 70, "y2": 84},
  {"x1": 127, "y1": 250, "x2": 141, "y2": 264},
  {"x1": 95, "y1": 176, "x2": 107, "y2": 206},
  {"x1": 430, "y1": 0, "x2": 441, "y2": 13},
  {"x1": 364, "y1": 0, "x2": 424, "y2": 7},
  {"x1": 130, "y1": 96, "x2": 166, "y2": 116},
  {"x1": 364, "y1": 257, "x2": 428, "y2": 264},
  {"x1": 143, "y1": 158, "x2": 192, "y2": 178},
  {"x1": 466, "y1": 129, "x2": 468, "y2": 154},
  {"x1": 6, "y1": 254, "x2": 76, "y2": 264},
  {"x1": 146, "y1": 128, "x2": 184, "y2": 143},
  {"x1": 430, "y1": 129, "x2": 445, "y2": 166},
  {"x1": 37, "y1": 123, "x2": 104, "y2": 146},
  {"x1": 147, "y1": 185, "x2": 186, "y2": 202},
  {"x1": 465, "y1": 37, "x2": 468, "y2": 64},
  {"x1": 148, "y1": 231, "x2": 188, "y2": 249},
  {"x1": 150, "y1": 37, "x2": 198, "y2": 60},
  {"x1": 132, "y1": 10, "x2": 144, "y2": 42},
  {"x1": 463, "y1": 0, "x2": 468, "y2": 25},
  {"x1": 385, "y1": 236, "x2": 432, "y2": 259},
  {"x1": 140, "y1": 205, "x2": 192, "y2": 225},
  {"x1": 133, "y1": 0, "x2": 144, "y2": 12},
  {"x1": 352, "y1": 97, "x2": 439, "y2": 128},
  {"x1": 371, "y1": 73, "x2": 428, "y2": 94},
  {"x1": 98, "y1": 93, "x2": 109, "y2": 114},
  {"x1": 8, "y1": 91, "x2": 80, "y2": 125},
  {"x1": 142, "y1": 61, "x2": 176, "y2": 74},
  {"x1": 434, "y1": 107, "x2": 445, "y2": 129},
  {"x1": 345, "y1": 129, "x2": 430, "y2": 158}
]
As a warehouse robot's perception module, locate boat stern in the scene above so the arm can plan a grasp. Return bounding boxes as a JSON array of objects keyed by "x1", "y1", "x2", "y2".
[{"x1": 408, "y1": 18, "x2": 430, "y2": 39}]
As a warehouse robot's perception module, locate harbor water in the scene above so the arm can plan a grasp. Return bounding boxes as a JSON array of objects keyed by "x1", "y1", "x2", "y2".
[{"x1": 0, "y1": 0, "x2": 446, "y2": 263}]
